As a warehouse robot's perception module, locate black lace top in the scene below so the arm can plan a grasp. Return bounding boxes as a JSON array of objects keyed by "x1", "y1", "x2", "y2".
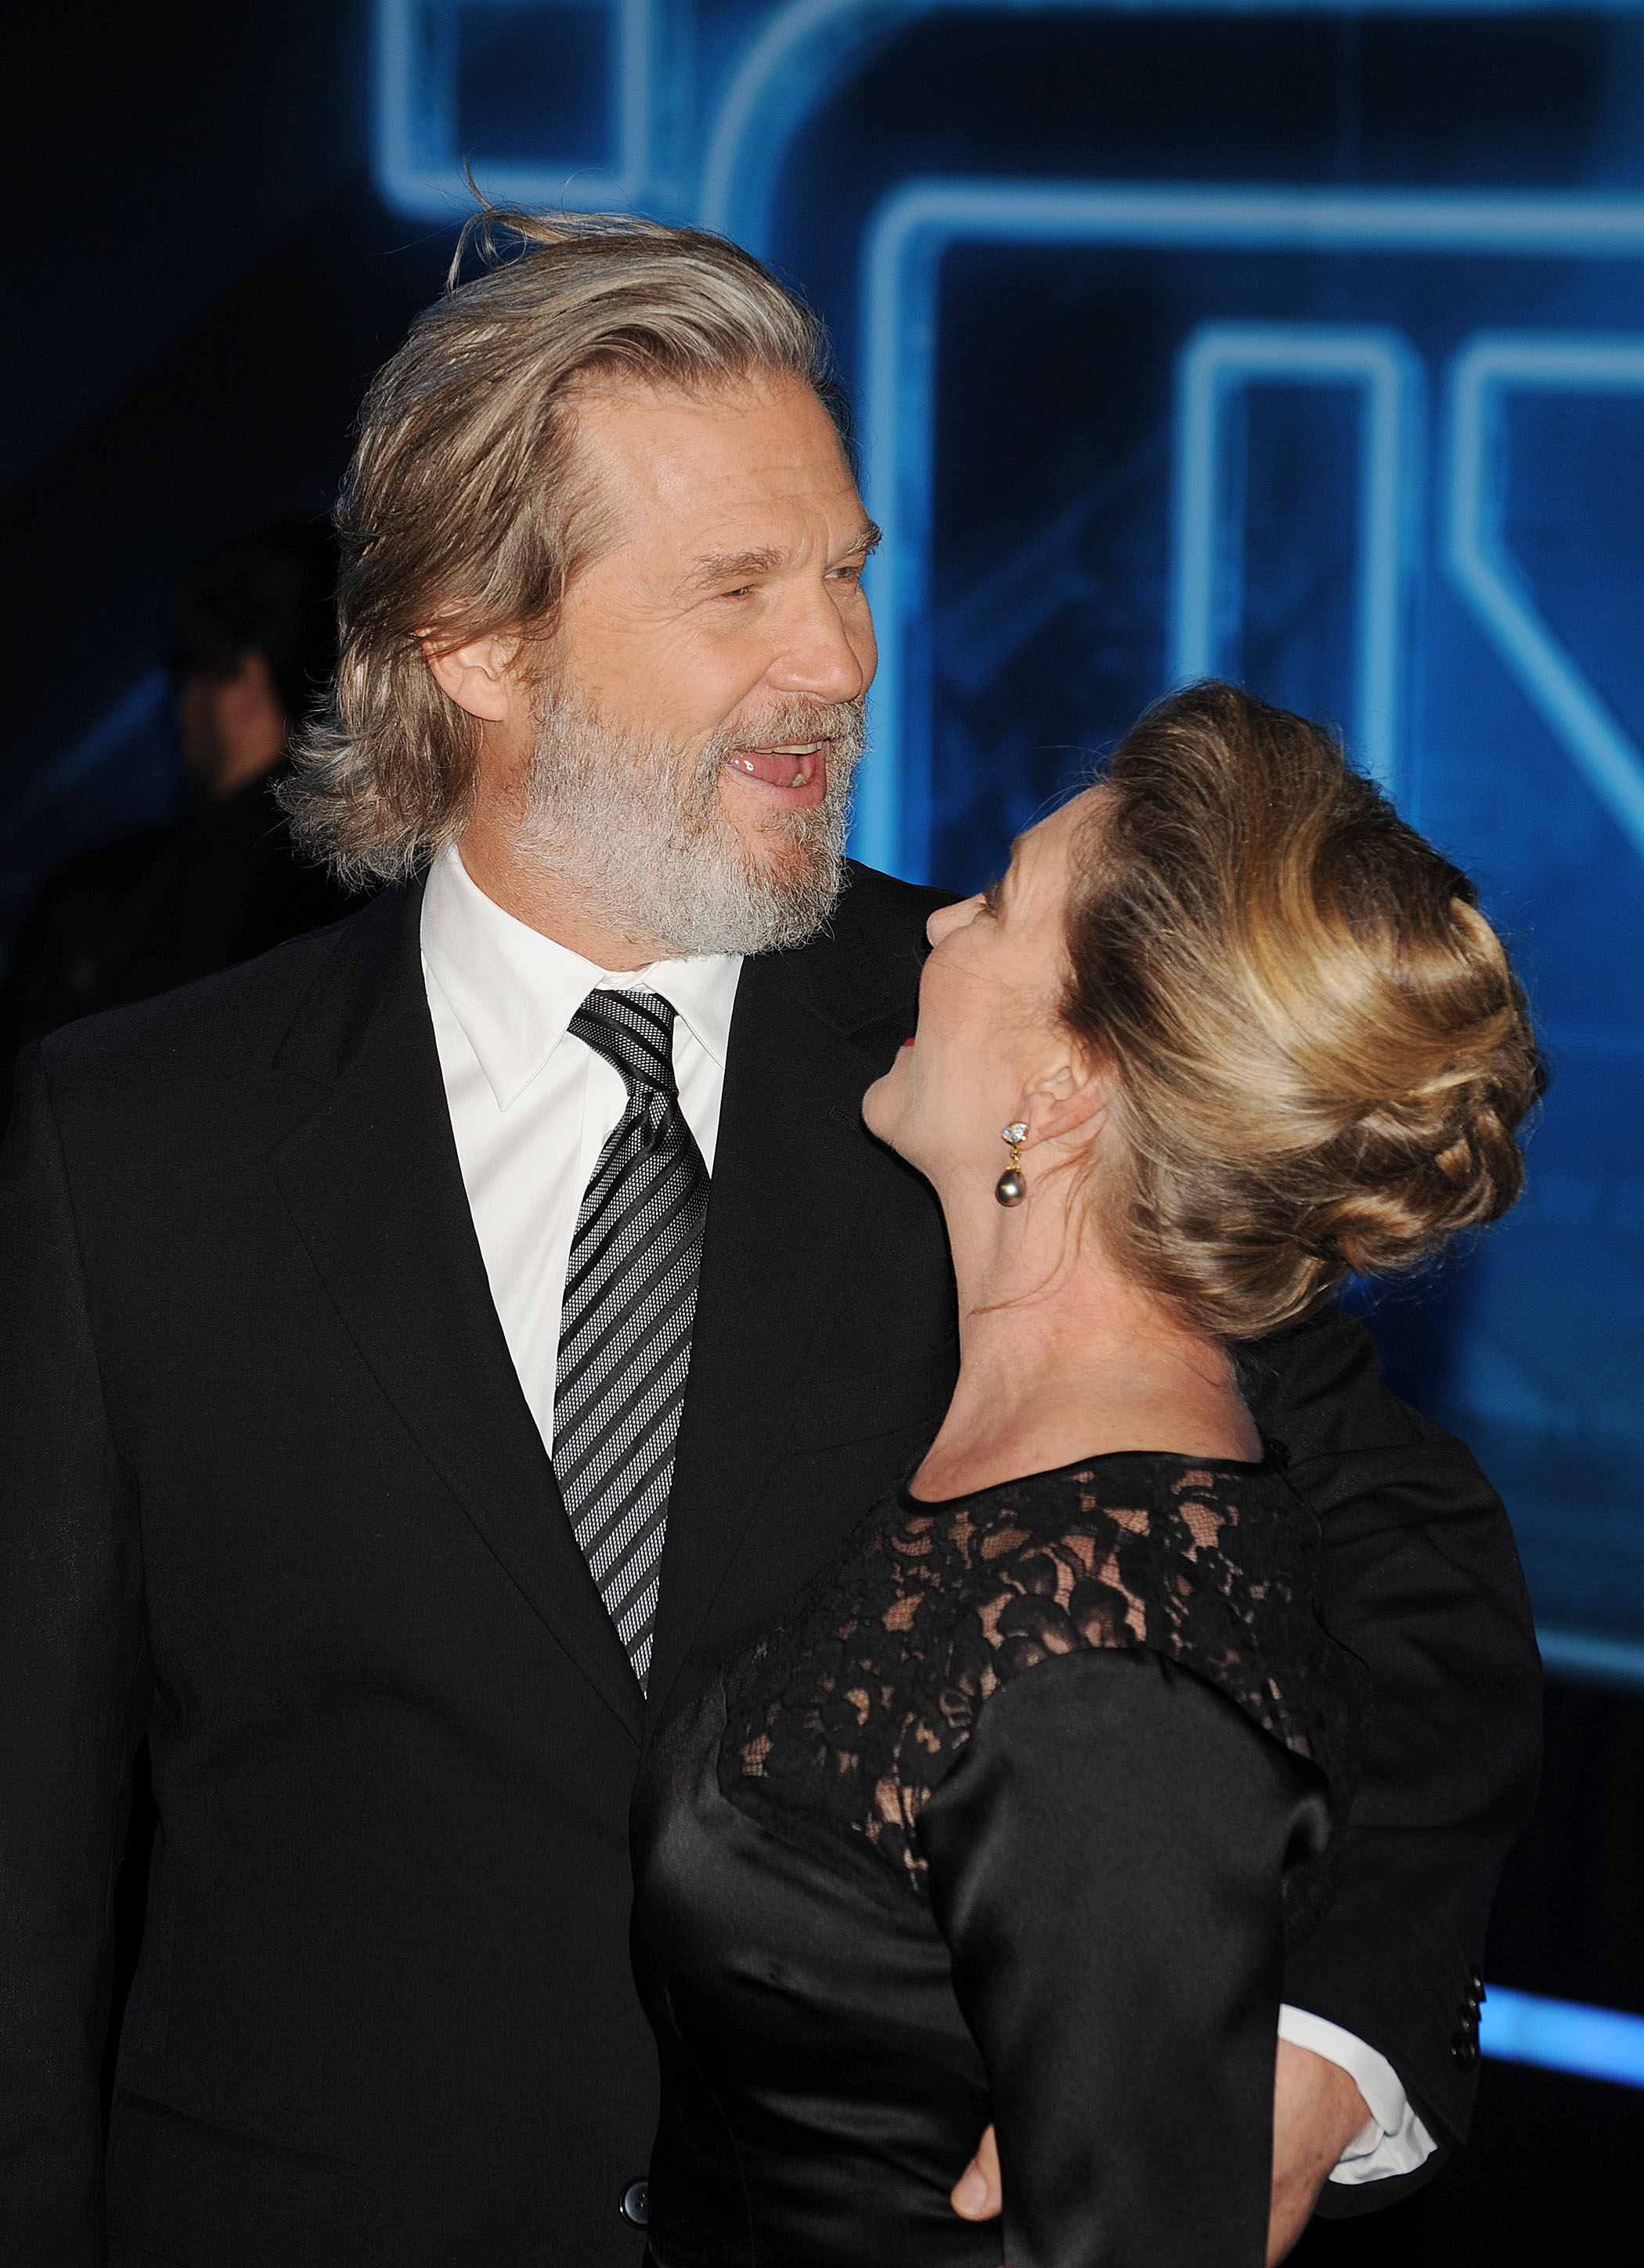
[
  {"x1": 716, "y1": 1450, "x2": 1359, "y2": 1938},
  {"x1": 631, "y1": 1451, "x2": 1365, "y2": 2268}
]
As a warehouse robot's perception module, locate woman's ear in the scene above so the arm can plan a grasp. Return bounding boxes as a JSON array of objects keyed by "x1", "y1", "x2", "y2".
[
  {"x1": 420, "y1": 630, "x2": 519, "y2": 723},
  {"x1": 1018, "y1": 1043, "x2": 1114, "y2": 1154}
]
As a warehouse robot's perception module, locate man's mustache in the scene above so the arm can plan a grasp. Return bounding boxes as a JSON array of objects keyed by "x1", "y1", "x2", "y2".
[{"x1": 706, "y1": 698, "x2": 867, "y2": 769}]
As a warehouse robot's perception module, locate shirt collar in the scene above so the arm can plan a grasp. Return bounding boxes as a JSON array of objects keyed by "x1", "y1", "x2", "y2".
[{"x1": 420, "y1": 846, "x2": 742, "y2": 1111}]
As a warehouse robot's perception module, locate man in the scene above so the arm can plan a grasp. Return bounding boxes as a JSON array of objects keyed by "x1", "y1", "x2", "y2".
[
  {"x1": 0, "y1": 215, "x2": 1538, "y2": 2267},
  {"x1": 0, "y1": 521, "x2": 356, "y2": 1099}
]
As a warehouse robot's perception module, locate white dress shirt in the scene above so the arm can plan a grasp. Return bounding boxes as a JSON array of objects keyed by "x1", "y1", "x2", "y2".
[
  {"x1": 419, "y1": 843, "x2": 1432, "y2": 2187},
  {"x1": 1278, "y1": 2007, "x2": 1434, "y2": 2183},
  {"x1": 420, "y1": 845, "x2": 743, "y2": 1454}
]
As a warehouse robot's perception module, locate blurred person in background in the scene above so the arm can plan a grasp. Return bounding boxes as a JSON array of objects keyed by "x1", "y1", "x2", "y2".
[{"x1": 0, "y1": 521, "x2": 359, "y2": 1091}]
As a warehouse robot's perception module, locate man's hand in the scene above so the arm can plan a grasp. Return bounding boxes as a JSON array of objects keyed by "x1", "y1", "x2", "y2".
[
  {"x1": 949, "y1": 2043, "x2": 1373, "y2": 2263},
  {"x1": 1267, "y1": 2041, "x2": 1372, "y2": 2263}
]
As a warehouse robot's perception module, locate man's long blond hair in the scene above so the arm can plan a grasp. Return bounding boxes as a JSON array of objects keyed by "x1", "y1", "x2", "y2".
[{"x1": 279, "y1": 211, "x2": 846, "y2": 885}]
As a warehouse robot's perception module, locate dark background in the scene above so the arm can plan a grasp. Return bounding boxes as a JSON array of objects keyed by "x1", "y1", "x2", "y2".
[
  {"x1": 7, "y1": 3, "x2": 1642, "y2": 2255},
  {"x1": 2, "y1": 4, "x2": 445, "y2": 921}
]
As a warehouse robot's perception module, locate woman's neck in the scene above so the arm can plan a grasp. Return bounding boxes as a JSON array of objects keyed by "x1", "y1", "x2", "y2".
[{"x1": 910, "y1": 1168, "x2": 1260, "y2": 1502}]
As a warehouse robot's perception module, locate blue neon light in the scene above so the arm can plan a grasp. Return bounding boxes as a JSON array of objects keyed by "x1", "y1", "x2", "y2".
[
  {"x1": 1481, "y1": 1986, "x2": 1644, "y2": 2088},
  {"x1": 1170, "y1": 324, "x2": 1421, "y2": 799},
  {"x1": 1535, "y1": 1625, "x2": 1644, "y2": 1689},
  {"x1": 856, "y1": 178, "x2": 1644, "y2": 879},
  {"x1": 340, "y1": 2, "x2": 1644, "y2": 1668},
  {"x1": 1446, "y1": 334, "x2": 1644, "y2": 865},
  {"x1": 376, "y1": 0, "x2": 1644, "y2": 249},
  {"x1": 374, "y1": 0, "x2": 657, "y2": 219}
]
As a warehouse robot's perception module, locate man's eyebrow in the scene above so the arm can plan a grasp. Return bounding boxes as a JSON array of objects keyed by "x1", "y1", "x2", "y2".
[
  {"x1": 686, "y1": 546, "x2": 787, "y2": 589},
  {"x1": 684, "y1": 523, "x2": 883, "y2": 590}
]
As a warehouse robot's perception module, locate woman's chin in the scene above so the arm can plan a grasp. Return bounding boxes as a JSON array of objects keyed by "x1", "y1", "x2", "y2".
[
  {"x1": 861, "y1": 1054, "x2": 917, "y2": 1149},
  {"x1": 860, "y1": 1069, "x2": 894, "y2": 1142}
]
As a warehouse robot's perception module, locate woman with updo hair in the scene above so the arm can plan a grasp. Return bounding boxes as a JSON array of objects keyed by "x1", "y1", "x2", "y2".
[
  {"x1": 1058, "y1": 680, "x2": 1538, "y2": 1336},
  {"x1": 631, "y1": 683, "x2": 1541, "y2": 2268}
]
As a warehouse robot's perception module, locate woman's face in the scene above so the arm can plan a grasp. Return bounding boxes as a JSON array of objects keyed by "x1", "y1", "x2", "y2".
[{"x1": 863, "y1": 791, "x2": 1095, "y2": 1184}]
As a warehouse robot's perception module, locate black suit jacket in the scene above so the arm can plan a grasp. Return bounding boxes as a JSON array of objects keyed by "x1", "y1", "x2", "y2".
[{"x1": 0, "y1": 864, "x2": 1538, "y2": 2266}]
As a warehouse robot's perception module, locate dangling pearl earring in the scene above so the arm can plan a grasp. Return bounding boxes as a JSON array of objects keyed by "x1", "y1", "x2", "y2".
[{"x1": 995, "y1": 1121, "x2": 1029, "y2": 1207}]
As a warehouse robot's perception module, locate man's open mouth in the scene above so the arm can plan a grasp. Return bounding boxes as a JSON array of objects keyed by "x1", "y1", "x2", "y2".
[{"x1": 723, "y1": 741, "x2": 829, "y2": 801}]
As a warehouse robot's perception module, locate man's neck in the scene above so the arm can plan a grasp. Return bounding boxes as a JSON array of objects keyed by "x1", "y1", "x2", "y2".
[{"x1": 457, "y1": 814, "x2": 680, "y2": 972}]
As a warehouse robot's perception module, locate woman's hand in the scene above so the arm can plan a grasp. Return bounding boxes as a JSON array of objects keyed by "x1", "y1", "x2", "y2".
[
  {"x1": 949, "y1": 2041, "x2": 1372, "y2": 2263},
  {"x1": 950, "y1": 2122, "x2": 1000, "y2": 2221}
]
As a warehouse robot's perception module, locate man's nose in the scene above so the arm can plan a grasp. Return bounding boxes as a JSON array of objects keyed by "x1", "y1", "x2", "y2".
[{"x1": 767, "y1": 585, "x2": 874, "y2": 705}]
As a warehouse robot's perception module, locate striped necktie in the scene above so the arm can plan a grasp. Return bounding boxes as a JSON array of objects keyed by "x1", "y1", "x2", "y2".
[{"x1": 553, "y1": 988, "x2": 708, "y2": 1691}]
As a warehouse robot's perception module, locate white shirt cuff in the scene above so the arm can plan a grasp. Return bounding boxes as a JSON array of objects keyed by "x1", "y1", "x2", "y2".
[{"x1": 1277, "y1": 2004, "x2": 1438, "y2": 2185}]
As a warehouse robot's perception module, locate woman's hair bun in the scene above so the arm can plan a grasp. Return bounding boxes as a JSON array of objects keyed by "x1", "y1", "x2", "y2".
[{"x1": 1061, "y1": 681, "x2": 1545, "y2": 1340}]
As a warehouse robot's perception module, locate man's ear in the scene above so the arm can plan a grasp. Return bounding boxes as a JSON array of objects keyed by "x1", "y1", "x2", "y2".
[{"x1": 421, "y1": 630, "x2": 519, "y2": 723}]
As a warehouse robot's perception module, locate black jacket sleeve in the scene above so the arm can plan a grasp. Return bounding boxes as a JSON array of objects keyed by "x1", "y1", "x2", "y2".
[
  {"x1": 1242, "y1": 1305, "x2": 1542, "y2": 2163},
  {"x1": 0, "y1": 1048, "x2": 146, "y2": 2265},
  {"x1": 920, "y1": 1648, "x2": 1327, "y2": 2268}
]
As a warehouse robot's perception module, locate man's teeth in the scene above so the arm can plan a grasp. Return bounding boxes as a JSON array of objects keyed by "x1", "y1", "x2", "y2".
[{"x1": 726, "y1": 741, "x2": 824, "y2": 788}]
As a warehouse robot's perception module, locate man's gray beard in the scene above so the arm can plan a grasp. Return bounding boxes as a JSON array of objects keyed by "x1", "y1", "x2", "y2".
[{"x1": 514, "y1": 684, "x2": 864, "y2": 958}]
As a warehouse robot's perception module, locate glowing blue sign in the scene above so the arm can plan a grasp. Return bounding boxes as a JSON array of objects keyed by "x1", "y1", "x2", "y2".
[
  {"x1": 853, "y1": 177, "x2": 1644, "y2": 877},
  {"x1": 352, "y1": 2, "x2": 1644, "y2": 1679},
  {"x1": 1482, "y1": 1985, "x2": 1644, "y2": 2089},
  {"x1": 1447, "y1": 333, "x2": 1644, "y2": 861},
  {"x1": 1170, "y1": 323, "x2": 1421, "y2": 800},
  {"x1": 376, "y1": 0, "x2": 658, "y2": 214}
]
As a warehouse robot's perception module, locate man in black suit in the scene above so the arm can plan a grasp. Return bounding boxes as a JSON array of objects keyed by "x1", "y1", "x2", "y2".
[{"x1": 0, "y1": 214, "x2": 1538, "y2": 2267}]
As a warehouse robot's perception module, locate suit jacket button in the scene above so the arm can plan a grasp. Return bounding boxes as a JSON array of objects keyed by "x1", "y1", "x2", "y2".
[
  {"x1": 1450, "y1": 2030, "x2": 1480, "y2": 2069},
  {"x1": 620, "y1": 2180, "x2": 650, "y2": 2227}
]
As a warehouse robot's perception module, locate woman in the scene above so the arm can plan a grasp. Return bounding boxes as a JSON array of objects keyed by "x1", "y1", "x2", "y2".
[{"x1": 629, "y1": 683, "x2": 1540, "y2": 2267}]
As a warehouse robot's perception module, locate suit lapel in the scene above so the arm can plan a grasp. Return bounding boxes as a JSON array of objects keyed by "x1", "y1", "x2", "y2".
[
  {"x1": 644, "y1": 933, "x2": 913, "y2": 1722},
  {"x1": 268, "y1": 885, "x2": 644, "y2": 1744}
]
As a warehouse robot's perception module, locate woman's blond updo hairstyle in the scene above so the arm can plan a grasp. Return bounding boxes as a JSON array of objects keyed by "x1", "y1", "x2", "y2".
[{"x1": 1062, "y1": 682, "x2": 1543, "y2": 1339}]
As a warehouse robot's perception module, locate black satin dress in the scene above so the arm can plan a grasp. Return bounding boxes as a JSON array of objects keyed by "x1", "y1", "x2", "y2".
[{"x1": 630, "y1": 1452, "x2": 1359, "y2": 2268}]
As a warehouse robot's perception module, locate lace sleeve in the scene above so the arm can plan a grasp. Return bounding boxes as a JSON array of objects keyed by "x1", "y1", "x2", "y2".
[{"x1": 718, "y1": 1455, "x2": 1362, "y2": 1939}]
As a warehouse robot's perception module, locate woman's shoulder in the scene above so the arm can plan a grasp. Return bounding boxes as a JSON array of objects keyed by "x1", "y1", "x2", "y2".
[
  {"x1": 919, "y1": 1451, "x2": 1343, "y2": 1769},
  {"x1": 718, "y1": 1448, "x2": 1359, "y2": 1893},
  {"x1": 926, "y1": 1450, "x2": 1316, "y2": 1640}
]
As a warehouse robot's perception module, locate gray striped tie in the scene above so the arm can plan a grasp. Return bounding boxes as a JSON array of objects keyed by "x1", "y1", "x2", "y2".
[{"x1": 553, "y1": 989, "x2": 708, "y2": 1690}]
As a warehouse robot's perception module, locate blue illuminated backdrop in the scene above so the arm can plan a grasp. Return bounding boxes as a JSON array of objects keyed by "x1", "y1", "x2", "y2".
[
  {"x1": 370, "y1": 1, "x2": 1644, "y2": 1715},
  {"x1": 0, "y1": 0, "x2": 1628, "y2": 2113}
]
